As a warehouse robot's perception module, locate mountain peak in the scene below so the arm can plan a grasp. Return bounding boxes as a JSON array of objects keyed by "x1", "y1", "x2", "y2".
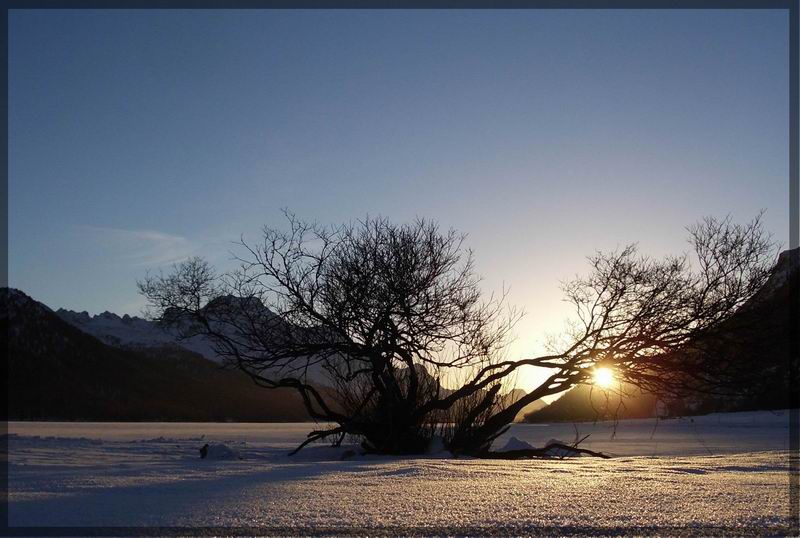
[
  {"x1": 774, "y1": 246, "x2": 799, "y2": 276},
  {"x1": 747, "y1": 246, "x2": 800, "y2": 304},
  {"x1": 1, "y1": 287, "x2": 53, "y2": 318}
]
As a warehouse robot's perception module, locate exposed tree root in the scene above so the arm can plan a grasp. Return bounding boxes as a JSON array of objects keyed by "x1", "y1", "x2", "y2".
[{"x1": 480, "y1": 443, "x2": 612, "y2": 460}]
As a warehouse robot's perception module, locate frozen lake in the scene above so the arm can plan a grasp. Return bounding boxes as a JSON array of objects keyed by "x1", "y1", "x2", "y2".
[{"x1": 5, "y1": 410, "x2": 795, "y2": 534}]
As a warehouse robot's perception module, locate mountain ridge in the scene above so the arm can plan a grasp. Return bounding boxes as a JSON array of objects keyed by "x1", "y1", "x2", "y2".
[
  {"x1": 4, "y1": 288, "x2": 312, "y2": 422},
  {"x1": 7, "y1": 288, "x2": 540, "y2": 422}
]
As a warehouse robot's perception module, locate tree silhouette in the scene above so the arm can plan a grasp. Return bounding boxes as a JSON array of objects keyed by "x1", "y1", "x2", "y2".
[{"x1": 140, "y1": 211, "x2": 776, "y2": 456}]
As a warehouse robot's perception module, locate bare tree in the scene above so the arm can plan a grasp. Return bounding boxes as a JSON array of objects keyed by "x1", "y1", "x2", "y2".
[
  {"x1": 139, "y1": 211, "x2": 777, "y2": 457},
  {"x1": 140, "y1": 213, "x2": 520, "y2": 454}
]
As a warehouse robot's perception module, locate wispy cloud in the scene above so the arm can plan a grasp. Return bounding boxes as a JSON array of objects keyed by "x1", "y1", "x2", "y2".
[{"x1": 77, "y1": 225, "x2": 196, "y2": 267}]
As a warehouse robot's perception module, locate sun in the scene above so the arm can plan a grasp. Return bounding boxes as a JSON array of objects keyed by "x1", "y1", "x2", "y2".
[{"x1": 593, "y1": 366, "x2": 615, "y2": 389}]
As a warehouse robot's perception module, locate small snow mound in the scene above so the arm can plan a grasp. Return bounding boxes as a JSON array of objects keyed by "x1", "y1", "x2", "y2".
[
  {"x1": 426, "y1": 435, "x2": 447, "y2": 455},
  {"x1": 498, "y1": 436, "x2": 534, "y2": 452},
  {"x1": 141, "y1": 436, "x2": 171, "y2": 443},
  {"x1": 204, "y1": 443, "x2": 240, "y2": 460}
]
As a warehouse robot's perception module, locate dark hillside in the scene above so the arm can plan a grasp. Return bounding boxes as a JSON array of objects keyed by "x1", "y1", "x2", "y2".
[
  {"x1": 4, "y1": 288, "x2": 310, "y2": 421},
  {"x1": 527, "y1": 248, "x2": 798, "y2": 423}
]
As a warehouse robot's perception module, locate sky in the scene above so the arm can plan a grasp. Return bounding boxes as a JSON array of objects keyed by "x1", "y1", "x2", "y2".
[{"x1": 9, "y1": 9, "x2": 791, "y2": 391}]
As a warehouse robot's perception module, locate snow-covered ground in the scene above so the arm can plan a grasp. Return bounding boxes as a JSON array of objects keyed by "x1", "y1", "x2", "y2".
[{"x1": 5, "y1": 410, "x2": 795, "y2": 534}]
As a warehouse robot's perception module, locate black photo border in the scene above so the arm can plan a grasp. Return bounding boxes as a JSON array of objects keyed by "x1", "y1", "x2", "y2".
[{"x1": 1, "y1": 2, "x2": 797, "y2": 536}]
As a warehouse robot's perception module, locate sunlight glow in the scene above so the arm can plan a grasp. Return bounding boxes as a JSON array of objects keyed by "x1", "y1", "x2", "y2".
[{"x1": 593, "y1": 367, "x2": 615, "y2": 389}]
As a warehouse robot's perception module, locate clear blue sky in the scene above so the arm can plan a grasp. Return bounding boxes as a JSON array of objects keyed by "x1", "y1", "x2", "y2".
[{"x1": 9, "y1": 10, "x2": 790, "y2": 390}]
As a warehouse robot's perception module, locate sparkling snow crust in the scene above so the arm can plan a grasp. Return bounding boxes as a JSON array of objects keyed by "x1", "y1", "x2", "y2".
[{"x1": 5, "y1": 410, "x2": 794, "y2": 534}]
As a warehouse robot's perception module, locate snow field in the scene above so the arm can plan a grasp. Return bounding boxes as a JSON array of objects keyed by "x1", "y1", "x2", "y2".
[{"x1": 5, "y1": 410, "x2": 795, "y2": 534}]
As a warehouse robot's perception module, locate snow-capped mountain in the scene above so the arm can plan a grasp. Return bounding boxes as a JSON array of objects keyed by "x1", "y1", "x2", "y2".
[
  {"x1": 746, "y1": 246, "x2": 799, "y2": 304},
  {"x1": 3, "y1": 288, "x2": 312, "y2": 421},
  {"x1": 55, "y1": 308, "x2": 223, "y2": 362},
  {"x1": 55, "y1": 296, "x2": 331, "y2": 384}
]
